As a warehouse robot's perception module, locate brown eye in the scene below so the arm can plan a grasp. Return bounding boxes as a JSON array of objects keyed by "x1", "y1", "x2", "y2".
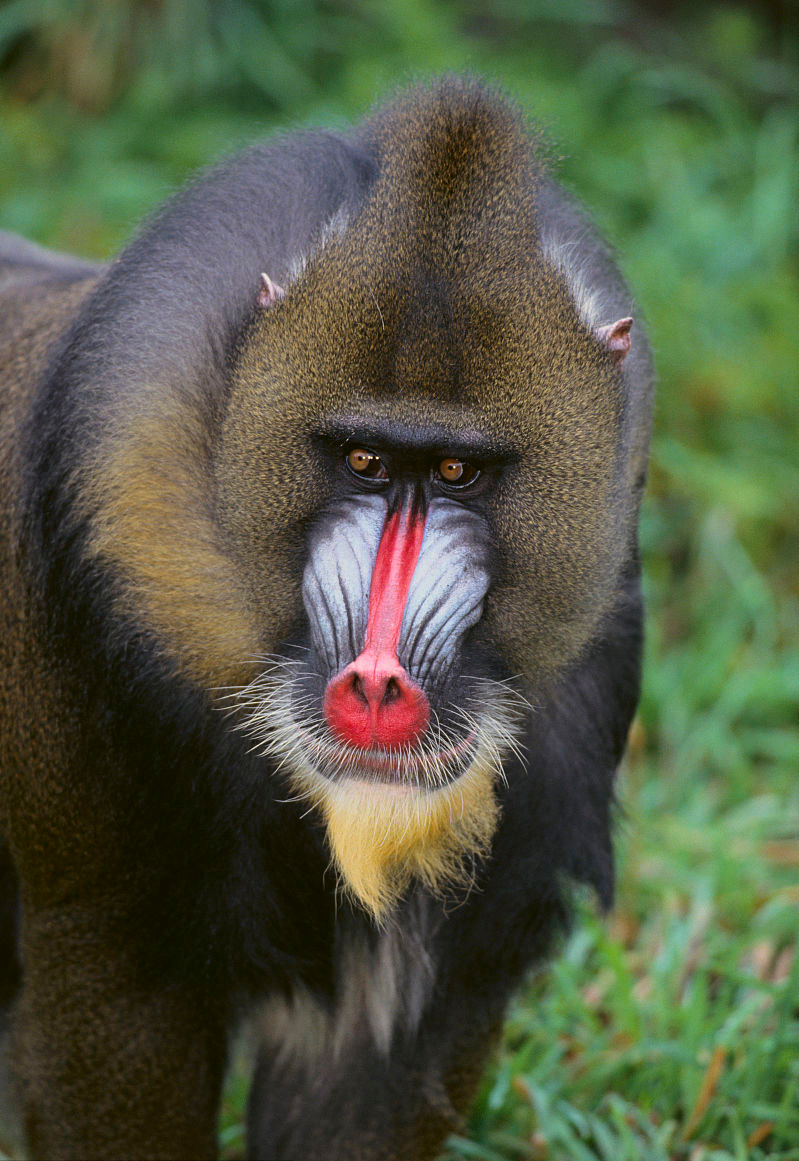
[
  {"x1": 437, "y1": 457, "x2": 480, "y2": 488},
  {"x1": 346, "y1": 448, "x2": 388, "y2": 481}
]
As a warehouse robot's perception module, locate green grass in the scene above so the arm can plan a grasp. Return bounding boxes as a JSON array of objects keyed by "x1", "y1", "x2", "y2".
[{"x1": 3, "y1": 2, "x2": 798, "y2": 1158}]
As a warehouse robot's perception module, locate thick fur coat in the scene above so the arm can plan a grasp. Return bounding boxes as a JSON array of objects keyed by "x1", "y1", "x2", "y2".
[{"x1": 0, "y1": 78, "x2": 652, "y2": 1159}]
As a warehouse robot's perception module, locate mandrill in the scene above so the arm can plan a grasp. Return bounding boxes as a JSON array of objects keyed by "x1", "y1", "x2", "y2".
[{"x1": 0, "y1": 77, "x2": 653, "y2": 1160}]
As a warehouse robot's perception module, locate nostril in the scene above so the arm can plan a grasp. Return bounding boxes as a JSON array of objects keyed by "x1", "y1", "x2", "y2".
[
  {"x1": 350, "y1": 674, "x2": 367, "y2": 705},
  {"x1": 382, "y1": 676, "x2": 400, "y2": 705}
]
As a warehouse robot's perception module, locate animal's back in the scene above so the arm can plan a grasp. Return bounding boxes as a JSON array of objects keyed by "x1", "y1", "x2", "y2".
[
  {"x1": 0, "y1": 231, "x2": 101, "y2": 504},
  {"x1": 0, "y1": 236, "x2": 101, "y2": 787}
]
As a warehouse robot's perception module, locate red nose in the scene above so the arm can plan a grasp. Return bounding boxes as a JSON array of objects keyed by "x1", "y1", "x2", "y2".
[{"x1": 324, "y1": 648, "x2": 430, "y2": 749}]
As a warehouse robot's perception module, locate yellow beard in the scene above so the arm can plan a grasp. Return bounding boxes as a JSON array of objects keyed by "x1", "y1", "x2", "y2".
[
  {"x1": 229, "y1": 664, "x2": 521, "y2": 922},
  {"x1": 296, "y1": 759, "x2": 501, "y2": 919}
]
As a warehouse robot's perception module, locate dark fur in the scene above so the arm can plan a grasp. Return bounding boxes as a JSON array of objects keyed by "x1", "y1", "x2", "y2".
[{"x1": 0, "y1": 78, "x2": 652, "y2": 1159}]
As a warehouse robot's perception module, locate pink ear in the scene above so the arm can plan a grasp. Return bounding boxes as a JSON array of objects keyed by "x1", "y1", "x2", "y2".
[
  {"x1": 257, "y1": 272, "x2": 285, "y2": 310},
  {"x1": 594, "y1": 316, "x2": 633, "y2": 364}
]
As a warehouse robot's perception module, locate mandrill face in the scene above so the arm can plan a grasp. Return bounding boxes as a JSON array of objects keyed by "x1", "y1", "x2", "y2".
[
  {"x1": 211, "y1": 87, "x2": 645, "y2": 919},
  {"x1": 229, "y1": 437, "x2": 526, "y2": 918}
]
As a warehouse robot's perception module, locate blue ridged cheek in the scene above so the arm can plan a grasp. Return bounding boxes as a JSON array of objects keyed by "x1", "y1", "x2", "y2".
[
  {"x1": 398, "y1": 500, "x2": 490, "y2": 687},
  {"x1": 302, "y1": 494, "x2": 385, "y2": 675},
  {"x1": 302, "y1": 494, "x2": 490, "y2": 689}
]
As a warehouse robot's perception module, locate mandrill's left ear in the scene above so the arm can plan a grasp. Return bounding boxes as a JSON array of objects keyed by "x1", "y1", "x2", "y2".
[
  {"x1": 256, "y1": 272, "x2": 285, "y2": 310},
  {"x1": 594, "y1": 316, "x2": 633, "y2": 364}
]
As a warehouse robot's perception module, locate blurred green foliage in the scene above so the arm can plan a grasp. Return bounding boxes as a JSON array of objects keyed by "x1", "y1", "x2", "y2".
[{"x1": 2, "y1": 2, "x2": 798, "y2": 1158}]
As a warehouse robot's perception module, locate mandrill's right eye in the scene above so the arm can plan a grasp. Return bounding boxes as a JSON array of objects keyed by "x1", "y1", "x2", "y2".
[{"x1": 346, "y1": 448, "x2": 389, "y2": 483}]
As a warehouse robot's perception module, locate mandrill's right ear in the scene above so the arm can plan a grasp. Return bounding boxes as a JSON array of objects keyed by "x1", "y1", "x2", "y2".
[{"x1": 594, "y1": 316, "x2": 633, "y2": 364}]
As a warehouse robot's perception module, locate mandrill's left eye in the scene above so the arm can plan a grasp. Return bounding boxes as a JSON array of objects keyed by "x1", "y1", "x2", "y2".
[
  {"x1": 346, "y1": 447, "x2": 389, "y2": 483},
  {"x1": 435, "y1": 457, "x2": 481, "y2": 489}
]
